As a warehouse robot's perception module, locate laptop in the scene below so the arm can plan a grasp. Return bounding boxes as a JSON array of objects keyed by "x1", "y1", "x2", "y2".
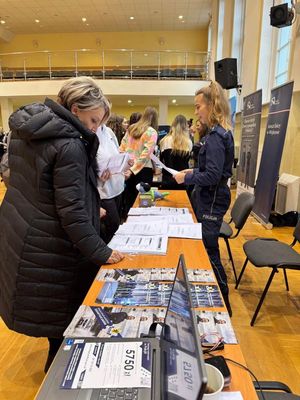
[{"x1": 35, "y1": 254, "x2": 207, "y2": 400}]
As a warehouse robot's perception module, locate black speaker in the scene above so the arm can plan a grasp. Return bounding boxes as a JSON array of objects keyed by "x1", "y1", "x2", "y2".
[
  {"x1": 270, "y1": 3, "x2": 294, "y2": 28},
  {"x1": 214, "y1": 58, "x2": 238, "y2": 90}
]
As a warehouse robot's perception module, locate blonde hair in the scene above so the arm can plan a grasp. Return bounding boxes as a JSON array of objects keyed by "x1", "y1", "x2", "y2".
[
  {"x1": 57, "y1": 76, "x2": 111, "y2": 123},
  {"x1": 195, "y1": 81, "x2": 231, "y2": 131},
  {"x1": 161, "y1": 114, "x2": 191, "y2": 155},
  {"x1": 128, "y1": 106, "x2": 158, "y2": 139}
]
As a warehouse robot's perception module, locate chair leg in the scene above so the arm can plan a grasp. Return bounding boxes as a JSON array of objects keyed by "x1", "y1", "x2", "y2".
[
  {"x1": 224, "y1": 238, "x2": 238, "y2": 284},
  {"x1": 283, "y1": 269, "x2": 289, "y2": 291},
  {"x1": 235, "y1": 257, "x2": 249, "y2": 289},
  {"x1": 250, "y1": 269, "x2": 277, "y2": 326}
]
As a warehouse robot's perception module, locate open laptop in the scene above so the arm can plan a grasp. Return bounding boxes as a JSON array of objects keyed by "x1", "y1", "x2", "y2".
[{"x1": 35, "y1": 254, "x2": 207, "y2": 400}]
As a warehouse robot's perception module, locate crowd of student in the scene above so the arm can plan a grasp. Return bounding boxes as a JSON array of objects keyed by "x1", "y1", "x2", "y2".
[{"x1": 0, "y1": 77, "x2": 234, "y2": 372}]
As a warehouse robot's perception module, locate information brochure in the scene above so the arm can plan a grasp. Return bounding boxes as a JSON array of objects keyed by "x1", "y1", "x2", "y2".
[
  {"x1": 115, "y1": 221, "x2": 168, "y2": 236},
  {"x1": 190, "y1": 284, "x2": 224, "y2": 308},
  {"x1": 96, "y1": 281, "x2": 173, "y2": 306},
  {"x1": 64, "y1": 307, "x2": 237, "y2": 343},
  {"x1": 96, "y1": 268, "x2": 215, "y2": 284},
  {"x1": 96, "y1": 281, "x2": 222, "y2": 308},
  {"x1": 60, "y1": 340, "x2": 152, "y2": 389},
  {"x1": 63, "y1": 305, "x2": 166, "y2": 338},
  {"x1": 150, "y1": 153, "x2": 179, "y2": 176},
  {"x1": 98, "y1": 152, "x2": 130, "y2": 175},
  {"x1": 126, "y1": 214, "x2": 194, "y2": 224},
  {"x1": 195, "y1": 310, "x2": 238, "y2": 344},
  {"x1": 108, "y1": 234, "x2": 168, "y2": 255},
  {"x1": 128, "y1": 207, "x2": 190, "y2": 216},
  {"x1": 167, "y1": 223, "x2": 202, "y2": 239}
]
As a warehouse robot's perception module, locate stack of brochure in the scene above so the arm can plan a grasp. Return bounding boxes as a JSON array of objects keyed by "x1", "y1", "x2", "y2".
[{"x1": 108, "y1": 207, "x2": 201, "y2": 254}]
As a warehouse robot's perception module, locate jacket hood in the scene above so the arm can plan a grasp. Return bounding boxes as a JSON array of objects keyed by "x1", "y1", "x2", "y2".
[{"x1": 8, "y1": 98, "x2": 95, "y2": 143}]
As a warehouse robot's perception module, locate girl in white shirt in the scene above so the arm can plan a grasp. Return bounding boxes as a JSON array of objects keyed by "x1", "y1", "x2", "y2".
[{"x1": 96, "y1": 124, "x2": 130, "y2": 242}]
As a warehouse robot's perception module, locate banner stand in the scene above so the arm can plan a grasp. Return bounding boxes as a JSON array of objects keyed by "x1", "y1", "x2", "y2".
[{"x1": 251, "y1": 211, "x2": 273, "y2": 230}]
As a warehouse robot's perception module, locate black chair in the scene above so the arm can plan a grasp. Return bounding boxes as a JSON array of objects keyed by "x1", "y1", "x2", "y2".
[
  {"x1": 219, "y1": 192, "x2": 255, "y2": 283},
  {"x1": 254, "y1": 380, "x2": 300, "y2": 399},
  {"x1": 236, "y1": 218, "x2": 300, "y2": 326}
]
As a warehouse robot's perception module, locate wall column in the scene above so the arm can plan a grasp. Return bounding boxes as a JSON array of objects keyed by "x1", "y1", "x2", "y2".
[
  {"x1": 158, "y1": 97, "x2": 168, "y2": 125},
  {"x1": 0, "y1": 98, "x2": 13, "y2": 132}
]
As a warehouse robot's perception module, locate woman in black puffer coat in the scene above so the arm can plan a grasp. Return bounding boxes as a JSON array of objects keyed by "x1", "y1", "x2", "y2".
[{"x1": 0, "y1": 77, "x2": 124, "y2": 371}]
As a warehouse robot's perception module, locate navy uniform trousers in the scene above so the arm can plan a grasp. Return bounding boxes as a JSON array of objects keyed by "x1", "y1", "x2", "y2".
[{"x1": 194, "y1": 184, "x2": 231, "y2": 296}]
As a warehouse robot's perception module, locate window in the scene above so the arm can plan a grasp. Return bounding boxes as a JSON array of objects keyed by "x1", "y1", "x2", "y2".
[
  {"x1": 216, "y1": 0, "x2": 225, "y2": 61},
  {"x1": 231, "y1": 0, "x2": 245, "y2": 78},
  {"x1": 274, "y1": 21, "x2": 292, "y2": 86}
]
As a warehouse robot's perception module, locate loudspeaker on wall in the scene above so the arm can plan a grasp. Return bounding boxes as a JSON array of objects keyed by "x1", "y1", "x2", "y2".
[{"x1": 214, "y1": 58, "x2": 238, "y2": 90}]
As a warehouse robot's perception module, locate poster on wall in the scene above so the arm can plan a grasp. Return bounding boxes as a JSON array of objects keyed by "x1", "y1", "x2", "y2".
[
  {"x1": 252, "y1": 81, "x2": 294, "y2": 227},
  {"x1": 237, "y1": 89, "x2": 262, "y2": 195}
]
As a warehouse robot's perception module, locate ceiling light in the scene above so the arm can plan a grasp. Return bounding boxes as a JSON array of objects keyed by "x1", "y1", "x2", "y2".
[
  {"x1": 144, "y1": 53, "x2": 148, "y2": 56},
  {"x1": 82, "y1": 17, "x2": 87, "y2": 22},
  {"x1": 178, "y1": 15, "x2": 183, "y2": 19},
  {"x1": 129, "y1": 16, "x2": 135, "y2": 20},
  {"x1": 172, "y1": 99, "x2": 176, "y2": 104},
  {"x1": 128, "y1": 100, "x2": 132, "y2": 104},
  {"x1": 181, "y1": 20, "x2": 185, "y2": 23},
  {"x1": 35, "y1": 19, "x2": 40, "y2": 23},
  {"x1": 0, "y1": 20, "x2": 6, "y2": 24}
]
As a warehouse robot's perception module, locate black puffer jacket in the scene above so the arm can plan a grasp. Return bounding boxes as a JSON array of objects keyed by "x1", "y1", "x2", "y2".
[{"x1": 0, "y1": 98, "x2": 112, "y2": 338}]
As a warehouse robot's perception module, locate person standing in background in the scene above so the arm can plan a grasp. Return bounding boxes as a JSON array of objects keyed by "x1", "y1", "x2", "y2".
[
  {"x1": 0, "y1": 77, "x2": 124, "y2": 373},
  {"x1": 96, "y1": 123, "x2": 132, "y2": 243},
  {"x1": 107, "y1": 113, "x2": 126, "y2": 144},
  {"x1": 120, "y1": 106, "x2": 158, "y2": 216},
  {"x1": 159, "y1": 114, "x2": 192, "y2": 189},
  {"x1": 128, "y1": 112, "x2": 142, "y2": 127},
  {"x1": 174, "y1": 81, "x2": 234, "y2": 316}
]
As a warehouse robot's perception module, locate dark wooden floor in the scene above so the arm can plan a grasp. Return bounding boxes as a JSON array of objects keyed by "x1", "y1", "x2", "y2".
[{"x1": 0, "y1": 182, "x2": 299, "y2": 399}]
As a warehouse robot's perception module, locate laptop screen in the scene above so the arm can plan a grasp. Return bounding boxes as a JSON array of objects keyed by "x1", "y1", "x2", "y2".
[{"x1": 162, "y1": 254, "x2": 207, "y2": 400}]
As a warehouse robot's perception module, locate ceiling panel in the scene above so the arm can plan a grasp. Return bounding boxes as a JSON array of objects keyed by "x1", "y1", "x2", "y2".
[{"x1": 0, "y1": 0, "x2": 211, "y2": 34}]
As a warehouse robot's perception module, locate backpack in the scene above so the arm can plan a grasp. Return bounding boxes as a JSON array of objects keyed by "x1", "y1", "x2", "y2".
[{"x1": 269, "y1": 211, "x2": 299, "y2": 227}]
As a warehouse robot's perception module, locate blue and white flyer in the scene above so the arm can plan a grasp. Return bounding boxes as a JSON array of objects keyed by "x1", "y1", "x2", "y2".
[{"x1": 60, "y1": 341, "x2": 152, "y2": 389}]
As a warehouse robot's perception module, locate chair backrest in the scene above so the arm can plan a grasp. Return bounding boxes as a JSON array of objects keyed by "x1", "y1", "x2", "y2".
[
  {"x1": 293, "y1": 216, "x2": 300, "y2": 243},
  {"x1": 231, "y1": 192, "x2": 255, "y2": 230}
]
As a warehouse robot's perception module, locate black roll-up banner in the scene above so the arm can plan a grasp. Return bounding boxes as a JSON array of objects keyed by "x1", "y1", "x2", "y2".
[{"x1": 252, "y1": 81, "x2": 294, "y2": 225}]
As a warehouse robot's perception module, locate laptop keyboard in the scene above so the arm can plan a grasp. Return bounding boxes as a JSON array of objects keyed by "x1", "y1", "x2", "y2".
[{"x1": 93, "y1": 388, "x2": 139, "y2": 400}]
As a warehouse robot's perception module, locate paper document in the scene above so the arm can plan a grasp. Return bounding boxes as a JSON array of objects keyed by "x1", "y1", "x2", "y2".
[
  {"x1": 150, "y1": 153, "x2": 179, "y2": 176},
  {"x1": 63, "y1": 305, "x2": 166, "y2": 339},
  {"x1": 108, "y1": 234, "x2": 168, "y2": 254},
  {"x1": 168, "y1": 223, "x2": 202, "y2": 239},
  {"x1": 98, "y1": 152, "x2": 130, "y2": 175},
  {"x1": 195, "y1": 310, "x2": 238, "y2": 344},
  {"x1": 128, "y1": 207, "x2": 190, "y2": 216},
  {"x1": 127, "y1": 214, "x2": 194, "y2": 224},
  {"x1": 115, "y1": 221, "x2": 168, "y2": 236},
  {"x1": 217, "y1": 393, "x2": 243, "y2": 400},
  {"x1": 60, "y1": 340, "x2": 152, "y2": 389}
]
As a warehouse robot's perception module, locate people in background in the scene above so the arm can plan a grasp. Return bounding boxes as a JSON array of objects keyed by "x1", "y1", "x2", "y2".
[
  {"x1": 191, "y1": 119, "x2": 208, "y2": 168},
  {"x1": 107, "y1": 113, "x2": 125, "y2": 144},
  {"x1": 120, "y1": 106, "x2": 158, "y2": 216},
  {"x1": 96, "y1": 123, "x2": 132, "y2": 243},
  {"x1": 159, "y1": 114, "x2": 192, "y2": 189},
  {"x1": 121, "y1": 116, "x2": 129, "y2": 132},
  {"x1": 129, "y1": 111, "x2": 142, "y2": 126},
  {"x1": 0, "y1": 77, "x2": 124, "y2": 373},
  {"x1": 174, "y1": 81, "x2": 234, "y2": 316}
]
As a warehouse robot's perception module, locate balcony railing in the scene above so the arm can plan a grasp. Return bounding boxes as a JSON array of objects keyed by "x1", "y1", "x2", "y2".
[{"x1": 0, "y1": 48, "x2": 210, "y2": 81}]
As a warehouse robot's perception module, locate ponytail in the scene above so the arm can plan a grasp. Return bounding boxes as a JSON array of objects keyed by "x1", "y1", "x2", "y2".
[{"x1": 195, "y1": 81, "x2": 231, "y2": 131}]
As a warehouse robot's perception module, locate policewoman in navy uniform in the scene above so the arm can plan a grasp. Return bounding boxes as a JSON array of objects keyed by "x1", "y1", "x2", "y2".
[{"x1": 174, "y1": 81, "x2": 234, "y2": 315}]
